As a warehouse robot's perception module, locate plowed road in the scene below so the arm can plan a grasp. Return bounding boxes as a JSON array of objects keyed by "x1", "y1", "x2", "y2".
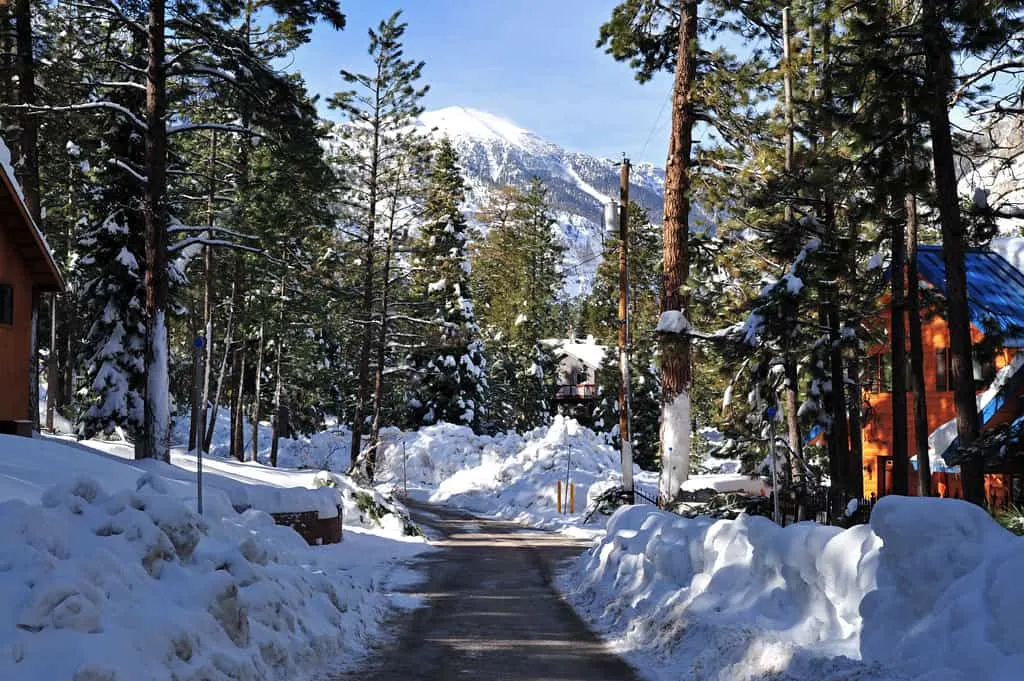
[{"x1": 333, "y1": 500, "x2": 638, "y2": 681}]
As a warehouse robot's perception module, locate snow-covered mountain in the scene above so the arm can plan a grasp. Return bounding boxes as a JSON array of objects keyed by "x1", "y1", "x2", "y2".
[{"x1": 416, "y1": 107, "x2": 667, "y2": 297}]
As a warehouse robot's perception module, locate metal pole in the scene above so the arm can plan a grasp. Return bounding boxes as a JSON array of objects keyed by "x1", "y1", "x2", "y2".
[
  {"x1": 618, "y1": 157, "x2": 635, "y2": 502},
  {"x1": 402, "y1": 440, "x2": 408, "y2": 498}
]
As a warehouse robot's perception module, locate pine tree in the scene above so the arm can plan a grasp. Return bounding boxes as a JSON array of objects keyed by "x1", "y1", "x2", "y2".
[
  {"x1": 329, "y1": 10, "x2": 429, "y2": 472},
  {"x1": 407, "y1": 139, "x2": 487, "y2": 430},
  {"x1": 473, "y1": 179, "x2": 564, "y2": 430},
  {"x1": 583, "y1": 202, "x2": 662, "y2": 468},
  {"x1": 599, "y1": 0, "x2": 771, "y2": 499},
  {"x1": 76, "y1": 114, "x2": 149, "y2": 439}
]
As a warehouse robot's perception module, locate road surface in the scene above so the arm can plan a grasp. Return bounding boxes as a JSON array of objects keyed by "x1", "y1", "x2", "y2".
[{"x1": 332, "y1": 500, "x2": 639, "y2": 681}]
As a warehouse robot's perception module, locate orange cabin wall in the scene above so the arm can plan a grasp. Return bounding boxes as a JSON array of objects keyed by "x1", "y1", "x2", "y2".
[
  {"x1": 861, "y1": 307, "x2": 1018, "y2": 504},
  {"x1": 0, "y1": 216, "x2": 33, "y2": 423}
]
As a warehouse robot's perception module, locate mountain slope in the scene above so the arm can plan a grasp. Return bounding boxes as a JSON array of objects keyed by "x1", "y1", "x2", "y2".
[{"x1": 416, "y1": 107, "x2": 666, "y2": 297}]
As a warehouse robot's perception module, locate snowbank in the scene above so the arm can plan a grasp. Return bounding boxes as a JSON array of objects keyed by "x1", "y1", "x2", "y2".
[
  {"x1": 559, "y1": 496, "x2": 1024, "y2": 681},
  {"x1": 10, "y1": 435, "x2": 344, "y2": 521},
  {"x1": 372, "y1": 417, "x2": 659, "y2": 533},
  {"x1": 0, "y1": 435, "x2": 431, "y2": 681}
]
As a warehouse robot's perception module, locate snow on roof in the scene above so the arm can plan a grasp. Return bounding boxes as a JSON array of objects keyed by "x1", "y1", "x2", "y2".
[
  {"x1": 0, "y1": 136, "x2": 64, "y2": 292},
  {"x1": 932, "y1": 351, "x2": 1024, "y2": 465},
  {"x1": 986, "y1": 237, "x2": 1024, "y2": 277},
  {"x1": 543, "y1": 336, "x2": 607, "y2": 369}
]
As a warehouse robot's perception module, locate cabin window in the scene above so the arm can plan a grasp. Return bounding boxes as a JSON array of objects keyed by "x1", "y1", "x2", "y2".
[
  {"x1": 0, "y1": 284, "x2": 12, "y2": 325},
  {"x1": 936, "y1": 348, "x2": 951, "y2": 392},
  {"x1": 865, "y1": 353, "x2": 913, "y2": 393}
]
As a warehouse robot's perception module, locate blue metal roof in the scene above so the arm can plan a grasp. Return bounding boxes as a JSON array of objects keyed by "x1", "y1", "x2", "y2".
[{"x1": 917, "y1": 245, "x2": 1024, "y2": 346}]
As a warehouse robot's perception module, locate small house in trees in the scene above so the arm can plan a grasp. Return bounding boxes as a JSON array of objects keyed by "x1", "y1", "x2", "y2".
[
  {"x1": 0, "y1": 145, "x2": 64, "y2": 435},
  {"x1": 861, "y1": 241, "x2": 1024, "y2": 507},
  {"x1": 550, "y1": 336, "x2": 606, "y2": 403}
]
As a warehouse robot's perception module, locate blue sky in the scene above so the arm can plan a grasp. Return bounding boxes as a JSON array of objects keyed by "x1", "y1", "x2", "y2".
[{"x1": 288, "y1": 0, "x2": 675, "y2": 165}]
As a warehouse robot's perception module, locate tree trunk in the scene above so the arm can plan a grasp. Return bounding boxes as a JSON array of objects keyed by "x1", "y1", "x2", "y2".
[
  {"x1": 230, "y1": 342, "x2": 245, "y2": 461},
  {"x1": 920, "y1": 0, "x2": 984, "y2": 505},
  {"x1": 821, "y1": 192, "x2": 850, "y2": 514},
  {"x1": 204, "y1": 286, "x2": 234, "y2": 452},
  {"x1": 780, "y1": 7, "x2": 801, "y2": 488},
  {"x1": 784, "y1": 358, "x2": 802, "y2": 485},
  {"x1": 188, "y1": 320, "x2": 202, "y2": 452},
  {"x1": 907, "y1": 192, "x2": 932, "y2": 496},
  {"x1": 847, "y1": 353, "x2": 865, "y2": 497},
  {"x1": 270, "y1": 343, "x2": 283, "y2": 467},
  {"x1": 251, "y1": 323, "x2": 264, "y2": 461},
  {"x1": 658, "y1": 0, "x2": 697, "y2": 504},
  {"x1": 46, "y1": 297, "x2": 60, "y2": 431},
  {"x1": 891, "y1": 205, "x2": 910, "y2": 495},
  {"x1": 368, "y1": 183, "x2": 402, "y2": 482},
  {"x1": 143, "y1": 0, "x2": 170, "y2": 461},
  {"x1": 270, "y1": 276, "x2": 285, "y2": 467},
  {"x1": 199, "y1": 130, "x2": 218, "y2": 452},
  {"x1": 349, "y1": 57, "x2": 386, "y2": 470},
  {"x1": 14, "y1": 0, "x2": 40, "y2": 431}
]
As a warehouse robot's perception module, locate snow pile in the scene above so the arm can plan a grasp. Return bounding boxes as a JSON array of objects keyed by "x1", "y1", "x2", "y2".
[
  {"x1": 0, "y1": 474, "x2": 427, "y2": 681},
  {"x1": 559, "y1": 496, "x2": 1024, "y2": 681},
  {"x1": 373, "y1": 418, "x2": 657, "y2": 531}
]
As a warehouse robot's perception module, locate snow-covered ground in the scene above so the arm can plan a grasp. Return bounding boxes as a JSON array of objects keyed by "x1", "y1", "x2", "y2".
[
  {"x1": 365, "y1": 417, "x2": 660, "y2": 536},
  {"x1": 0, "y1": 431, "x2": 431, "y2": 681},
  {"x1": 558, "y1": 496, "x2": 1024, "y2": 681}
]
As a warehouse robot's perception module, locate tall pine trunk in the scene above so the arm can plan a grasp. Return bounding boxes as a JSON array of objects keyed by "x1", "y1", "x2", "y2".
[
  {"x1": 907, "y1": 192, "x2": 932, "y2": 496},
  {"x1": 920, "y1": 0, "x2": 984, "y2": 505},
  {"x1": 199, "y1": 131, "x2": 218, "y2": 452},
  {"x1": 230, "y1": 342, "x2": 245, "y2": 461},
  {"x1": 781, "y1": 7, "x2": 801, "y2": 487},
  {"x1": 658, "y1": 0, "x2": 697, "y2": 503},
  {"x1": 205, "y1": 286, "x2": 235, "y2": 452},
  {"x1": 891, "y1": 203, "x2": 909, "y2": 495},
  {"x1": 847, "y1": 354, "x2": 864, "y2": 496},
  {"x1": 270, "y1": 276, "x2": 286, "y2": 467},
  {"x1": 251, "y1": 324, "x2": 264, "y2": 460},
  {"x1": 349, "y1": 88, "x2": 382, "y2": 470},
  {"x1": 15, "y1": 0, "x2": 41, "y2": 431},
  {"x1": 142, "y1": 0, "x2": 170, "y2": 461}
]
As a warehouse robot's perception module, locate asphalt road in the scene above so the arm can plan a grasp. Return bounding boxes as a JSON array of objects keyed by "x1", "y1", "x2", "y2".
[{"x1": 332, "y1": 500, "x2": 639, "y2": 681}]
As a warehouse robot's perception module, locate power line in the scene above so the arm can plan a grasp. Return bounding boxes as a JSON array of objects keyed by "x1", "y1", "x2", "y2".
[{"x1": 639, "y1": 91, "x2": 672, "y2": 163}]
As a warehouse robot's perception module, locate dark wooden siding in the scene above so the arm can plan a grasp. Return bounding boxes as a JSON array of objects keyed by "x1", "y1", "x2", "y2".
[{"x1": 0, "y1": 215, "x2": 32, "y2": 422}]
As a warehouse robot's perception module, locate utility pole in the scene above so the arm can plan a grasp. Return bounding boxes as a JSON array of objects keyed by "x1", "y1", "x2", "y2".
[{"x1": 618, "y1": 157, "x2": 635, "y2": 501}]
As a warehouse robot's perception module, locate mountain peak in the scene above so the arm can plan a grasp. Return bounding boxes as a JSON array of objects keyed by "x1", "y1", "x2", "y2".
[{"x1": 418, "y1": 107, "x2": 539, "y2": 150}]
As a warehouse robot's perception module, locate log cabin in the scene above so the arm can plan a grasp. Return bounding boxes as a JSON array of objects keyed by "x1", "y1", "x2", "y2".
[
  {"x1": 0, "y1": 148, "x2": 64, "y2": 436},
  {"x1": 862, "y1": 242, "x2": 1024, "y2": 508}
]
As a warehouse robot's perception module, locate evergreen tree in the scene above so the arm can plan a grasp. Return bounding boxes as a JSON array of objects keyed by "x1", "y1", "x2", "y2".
[
  {"x1": 473, "y1": 179, "x2": 564, "y2": 430},
  {"x1": 583, "y1": 202, "x2": 662, "y2": 469},
  {"x1": 407, "y1": 139, "x2": 487, "y2": 430},
  {"x1": 329, "y1": 10, "x2": 429, "y2": 473}
]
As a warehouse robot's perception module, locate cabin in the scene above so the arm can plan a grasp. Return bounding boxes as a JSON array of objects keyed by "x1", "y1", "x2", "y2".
[
  {"x1": 0, "y1": 146, "x2": 64, "y2": 436},
  {"x1": 862, "y1": 242, "x2": 1024, "y2": 508},
  {"x1": 548, "y1": 336, "x2": 606, "y2": 404}
]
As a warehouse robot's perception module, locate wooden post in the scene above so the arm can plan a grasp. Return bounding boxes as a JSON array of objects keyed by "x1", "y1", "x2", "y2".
[
  {"x1": 618, "y1": 157, "x2": 635, "y2": 501},
  {"x1": 569, "y1": 484, "x2": 575, "y2": 514},
  {"x1": 557, "y1": 480, "x2": 563, "y2": 514}
]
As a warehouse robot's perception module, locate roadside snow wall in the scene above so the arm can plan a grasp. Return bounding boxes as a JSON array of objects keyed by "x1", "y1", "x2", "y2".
[{"x1": 560, "y1": 496, "x2": 1024, "y2": 681}]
